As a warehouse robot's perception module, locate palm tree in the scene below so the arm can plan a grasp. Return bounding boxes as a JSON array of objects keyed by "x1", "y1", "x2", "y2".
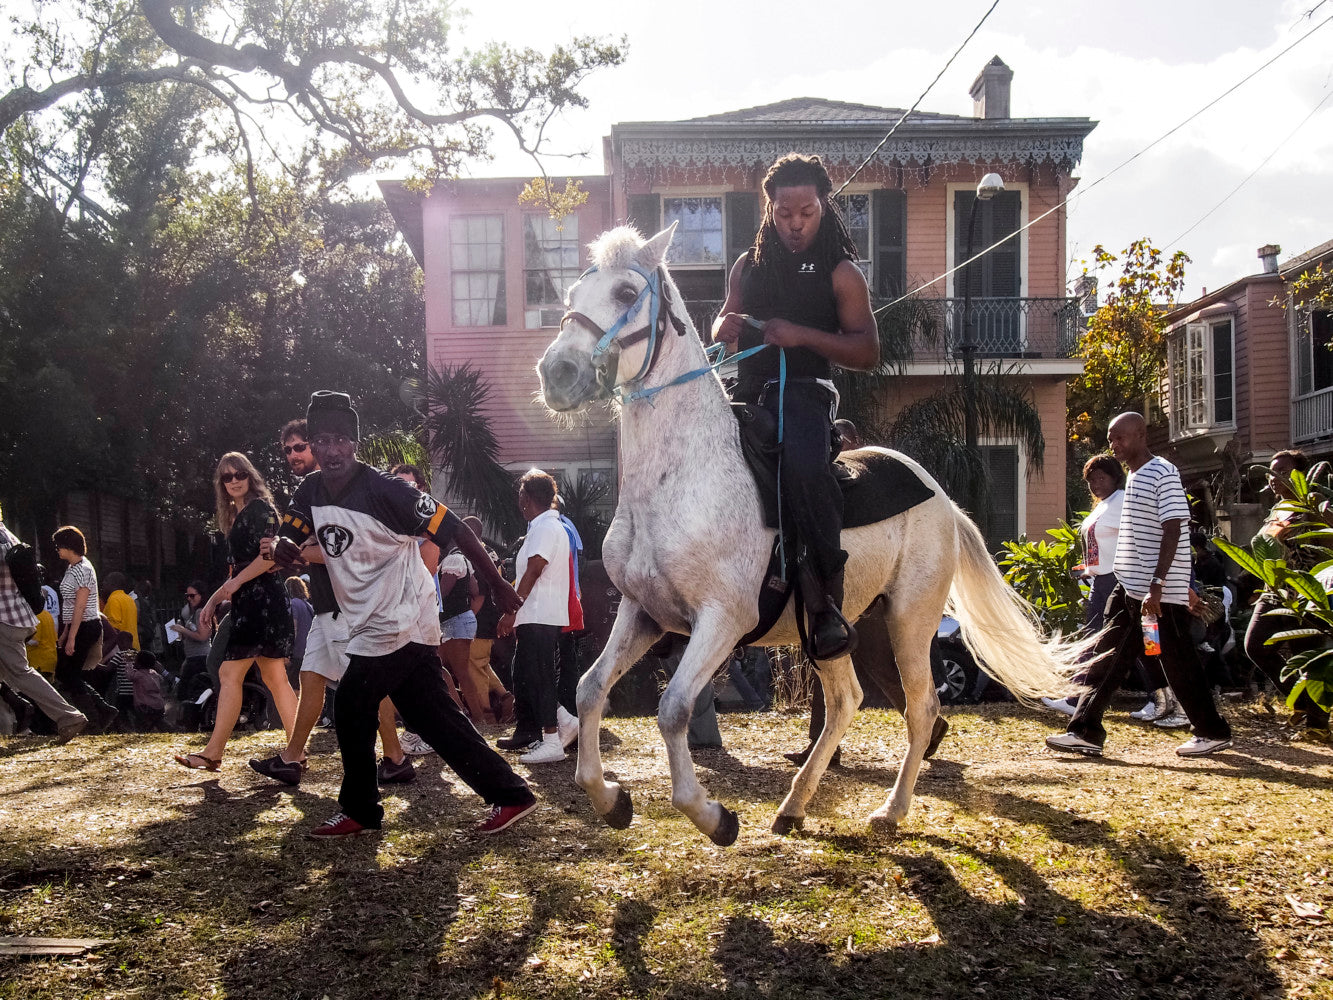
[{"x1": 411, "y1": 361, "x2": 524, "y2": 540}]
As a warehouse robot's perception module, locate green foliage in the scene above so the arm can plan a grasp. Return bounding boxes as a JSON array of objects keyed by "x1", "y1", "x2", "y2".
[
  {"x1": 557, "y1": 472, "x2": 611, "y2": 562},
  {"x1": 1212, "y1": 465, "x2": 1333, "y2": 712},
  {"x1": 358, "y1": 430, "x2": 431, "y2": 486},
  {"x1": 1277, "y1": 262, "x2": 1333, "y2": 314},
  {"x1": 996, "y1": 517, "x2": 1087, "y2": 636},
  {"x1": 1067, "y1": 239, "x2": 1190, "y2": 448}
]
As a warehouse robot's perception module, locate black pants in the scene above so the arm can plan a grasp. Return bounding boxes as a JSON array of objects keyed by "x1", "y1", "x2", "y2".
[
  {"x1": 1068, "y1": 585, "x2": 1230, "y2": 746},
  {"x1": 334, "y1": 642, "x2": 532, "y2": 827},
  {"x1": 513, "y1": 623, "x2": 560, "y2": 735},
  {"x1": 54, "y1": 620, "x2": 115, "y2": 721},
  {"x1": 761, "y1": 380, "x2": 845, "y2": 587},
  {"x1": 1245, "y1": 597, "x2": 1329, "y2": 728},
  {"x1": 556, "y1": 630, "x2": 579, "y2": 716}
]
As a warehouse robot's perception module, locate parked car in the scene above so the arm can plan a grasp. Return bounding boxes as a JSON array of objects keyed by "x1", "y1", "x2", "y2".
[{"x1": 935, "y1": 615, "x2": 1009, "y2": 704}]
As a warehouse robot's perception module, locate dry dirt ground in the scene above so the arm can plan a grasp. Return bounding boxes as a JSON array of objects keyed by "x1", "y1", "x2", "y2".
[{"x1": 0, "y1": 699, "x2": 1330, "y2": 1000}]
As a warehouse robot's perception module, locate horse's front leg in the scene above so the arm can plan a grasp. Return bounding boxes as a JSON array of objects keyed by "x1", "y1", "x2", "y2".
[
  {"x1": 773, "y1": 652, "x2": 861, "y2": 834},
  {"x1": 658, "y1": 604, "x2": 746, "y2": 846},
  {"x1": 575, "y1": 599, "x2": 662, "y2": 828}
]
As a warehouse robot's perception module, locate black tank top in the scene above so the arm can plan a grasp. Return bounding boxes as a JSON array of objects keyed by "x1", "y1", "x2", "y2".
[
  {"x1": 439, "y1": 561, "x2": 473, "y2": 619},
  {"x1": 737, "y1": 248, "x2": 842, "y2": 387}
]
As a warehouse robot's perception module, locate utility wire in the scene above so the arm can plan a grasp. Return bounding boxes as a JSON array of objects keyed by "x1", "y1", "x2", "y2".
[
  {"x1": 1165, "y1": 87, "x2": 1333, "y2": 250},
  {"x1": 878, "y1": 10, "x2": 1333, "y2": 312},
  {"x1": 833, "y1": 0, "x2": 1001, "y2": 197}
]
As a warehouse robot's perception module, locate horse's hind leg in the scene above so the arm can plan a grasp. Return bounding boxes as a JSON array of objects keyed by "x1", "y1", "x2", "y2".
[
  {"x1": 773, "y1": 652, "x2": 860, "y2": 834},
  {"x1": 657, "y1": 604, "x2": 744, "y2": 845},
  {"x1": 868, "y1": 603, "x2": 941, "y2": 832},
  {"x1": 575, "y1": 599, "x2": 662, "y2": 827}
]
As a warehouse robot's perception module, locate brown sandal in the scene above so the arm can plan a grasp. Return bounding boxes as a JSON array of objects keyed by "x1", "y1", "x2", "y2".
[{"x1": 174, "y1": 752, "x2": 221, "y2": 772}]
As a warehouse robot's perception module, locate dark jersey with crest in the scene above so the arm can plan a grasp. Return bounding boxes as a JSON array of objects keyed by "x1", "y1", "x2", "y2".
[{"x1": 281, "y1": 463, "x2": 463, "y2": 656}]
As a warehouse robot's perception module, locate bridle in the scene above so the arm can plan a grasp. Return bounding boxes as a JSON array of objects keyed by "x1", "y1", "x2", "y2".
[{"x1": 559, "y1": 263, "x2": 682, "y2": 399}]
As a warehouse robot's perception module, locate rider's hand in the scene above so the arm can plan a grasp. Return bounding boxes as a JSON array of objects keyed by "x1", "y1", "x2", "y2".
[
  {"x1": 762, "y1": 318, "x2": 806, "y2": 350},
  {"x1": 712, "y1": 312, "x2": 745, "y2": 345}
]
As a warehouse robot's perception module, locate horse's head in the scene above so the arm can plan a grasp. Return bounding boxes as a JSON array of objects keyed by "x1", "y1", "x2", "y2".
[{"x1": 538, "y1": 223, "x2": 678, "y2": 412}]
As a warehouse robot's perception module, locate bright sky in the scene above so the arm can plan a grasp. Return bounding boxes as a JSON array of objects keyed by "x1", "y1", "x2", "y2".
[{"x1": 450, "y1": 0, "x2": 1333, "y2": 300}]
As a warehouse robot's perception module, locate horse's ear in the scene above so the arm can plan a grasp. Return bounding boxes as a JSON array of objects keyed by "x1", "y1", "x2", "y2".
[{"x1": 638, "y1": 222, "x2": 677, "y2": 270}]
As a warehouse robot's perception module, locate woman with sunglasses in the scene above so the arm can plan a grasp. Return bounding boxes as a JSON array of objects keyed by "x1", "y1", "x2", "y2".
[
  {"x1": 176, "y1": 579, "x2": 212, "y2": 686},
  {"x1": 175, "y1": 453, "x2": 297, "y2": 770}
]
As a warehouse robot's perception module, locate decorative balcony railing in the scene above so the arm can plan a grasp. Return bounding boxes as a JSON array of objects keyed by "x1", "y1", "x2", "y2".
[
  {"x1": 1293, "y1": 386, "x2": 1333, "y2": 444},
  {"x1": 681, "y1": 296, "x2": 1084, "y2": 362}
]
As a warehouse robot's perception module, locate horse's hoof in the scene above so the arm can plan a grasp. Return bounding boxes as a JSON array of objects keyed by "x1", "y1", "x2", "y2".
[
  {"x1": 603, "y1": 787, "x2": 634, "y2": 830},
  {"x1": 708, "y1": 805, "x2": 740, "y2": 847},
  {"x1": 868, "y1": 813, "x2": 900, "y2": 836},
  {"x1": 771, "y1": 814, "x2": 805, "y2": 836}
]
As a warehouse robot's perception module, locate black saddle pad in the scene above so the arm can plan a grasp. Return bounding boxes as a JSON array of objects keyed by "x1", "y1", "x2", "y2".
[{"x1": 733, "y1": 403, "x2": 935, "y2": 530}]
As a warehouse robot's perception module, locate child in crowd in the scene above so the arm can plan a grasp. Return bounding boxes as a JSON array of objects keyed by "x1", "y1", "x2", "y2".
[{"x1": 125, "y1": 650, "x2": 168, "y2": 731}]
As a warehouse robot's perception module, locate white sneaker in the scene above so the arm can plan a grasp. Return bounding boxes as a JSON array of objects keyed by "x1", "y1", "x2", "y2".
[
  {"x1": 1041, "y1": 696, "x2": 1078, "y2": 716},
  {"x1": 399, "y1": 731, "x2": 433, "y2": 756},
  {"x1": 1176, "y1": 735, "x2": 1232, "y2": 756},
  {"x1": 1129, "y1": 701, "x2": 1159, "y2": 721},
  {"x1": 519, "y1": 733, "x2": 566, "y2": 764},
  {"x1": 556, "y1": 706, "x2": 579, "y2": 749}
]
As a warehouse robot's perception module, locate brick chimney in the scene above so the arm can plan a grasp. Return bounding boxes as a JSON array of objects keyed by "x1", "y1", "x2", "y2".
[
  {"x1": 1257, "y1": 244, "x2": 1281, "y2": 274},
  {"x1": 970, "y1": 56, "x2": 1013, "y2": 119}
]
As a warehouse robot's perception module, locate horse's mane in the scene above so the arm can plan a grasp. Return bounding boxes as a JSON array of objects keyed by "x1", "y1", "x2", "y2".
[{"x1": 587, "y1": 226, "x2": 647, "y2": 271}]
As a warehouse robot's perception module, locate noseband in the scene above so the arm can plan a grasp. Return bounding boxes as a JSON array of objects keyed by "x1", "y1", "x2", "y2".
[{"x1": 560, "y1": 263, "x2": 682, "y2": 397}]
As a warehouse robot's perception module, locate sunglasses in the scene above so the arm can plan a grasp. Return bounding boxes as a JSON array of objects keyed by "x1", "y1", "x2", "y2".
[
  {"x1": 283, "y1": 442, "x2": 309, "y2": 455},
  {"x1": 219, "y1": 471, "x2": 250, "y2": 484},
  {"x1": 185, "y1": 592, "x2": 200, "y2": 600}
]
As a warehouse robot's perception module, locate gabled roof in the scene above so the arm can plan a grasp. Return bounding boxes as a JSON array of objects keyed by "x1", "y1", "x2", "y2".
[
  {"x1": 1281, "y1": 238, "x2": 1333, "y2": 277},
  {"x1": 686, "y1": 97, "x2": 964, "y2": 125}
]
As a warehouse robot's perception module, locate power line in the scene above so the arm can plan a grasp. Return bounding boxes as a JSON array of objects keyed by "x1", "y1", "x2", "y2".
[
  {"x1": 833, "y1": 0, "x2": 1001, "y2": 197},
  {"x1": 1165, "y1": 87, "x2": 1333, "y2": 250},
  {"x1": 878, "y1": 10, "x2": 1333, "y2": 312}
]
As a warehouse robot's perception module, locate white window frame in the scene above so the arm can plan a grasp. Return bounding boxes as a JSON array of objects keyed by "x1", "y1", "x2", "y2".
[
  {"x1": 449, "y1": 213, "x2": 506, "y2": 328},
  {"x1": 522, "y1": 214, "x2": 580, "y2": 329},
  {"x1": 1167, "y1": 317, "x2": 1236, "y2": 439},
  {"x1": 660, "y1": 194, "x2": 726, "y2": 268},
  {"x1": 1294, "y1": 307, "x2": 1333, "y2": 398},
  {"x1": 834, "y1": 190, "x2": 873, "y2": 285}
]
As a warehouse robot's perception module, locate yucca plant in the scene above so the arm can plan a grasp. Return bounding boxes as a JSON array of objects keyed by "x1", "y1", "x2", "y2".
[{"x1": 1212, "y1": 464, "x2": 1333, "y2": 711}]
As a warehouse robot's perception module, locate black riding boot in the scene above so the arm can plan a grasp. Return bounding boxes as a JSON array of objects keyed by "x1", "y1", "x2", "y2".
[{"x1": 807, "y1": 567, "x2": 857, "y2": 661}]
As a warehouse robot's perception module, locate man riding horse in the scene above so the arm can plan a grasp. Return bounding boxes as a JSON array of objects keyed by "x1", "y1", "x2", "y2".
[{"x1": 711, "y1": 153, "x2": 880, "y2": 660}]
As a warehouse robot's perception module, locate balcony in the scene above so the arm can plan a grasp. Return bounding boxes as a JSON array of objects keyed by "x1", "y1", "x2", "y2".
[
  {"x1": 680, "y1": 296, "x2": 1084, "y2": 361},
  {"x1": 1293, "y1": 386, "x2": 1333, "y2": 444}
]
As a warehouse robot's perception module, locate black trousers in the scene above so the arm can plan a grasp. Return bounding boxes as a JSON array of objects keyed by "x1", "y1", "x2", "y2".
[
  {"x1": 1244, "y1": 597, "x2": 1329, "y2": 728},
  {"x1": 1068, "y1": 584, "x2": 1230, "y2": 746},
  {"x1": 334, "y1": 642, "x2": 532, "y2": 827},
  {"x1": 513, "y1": 623, "x2": 560, "y2": 735},
  {"x1": 761, "y1": 380, "x2": 846, "y2": 587},
  {"x1": 54, "y1": 620, "x2": 115, "y2": 720},
  {"x1": 556, "y1": 630, "x2": 579, "y2": 716}
]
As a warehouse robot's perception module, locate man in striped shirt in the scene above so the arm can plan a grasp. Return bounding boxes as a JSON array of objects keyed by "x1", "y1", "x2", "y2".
[{"x1": 1047, "y1": 412, "x2": 1232, "y2": 758}]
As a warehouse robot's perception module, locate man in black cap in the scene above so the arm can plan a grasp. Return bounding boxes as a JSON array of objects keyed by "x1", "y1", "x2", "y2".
[{"x1": 273, "y1": 391, "x2": 537, "y2": 837}]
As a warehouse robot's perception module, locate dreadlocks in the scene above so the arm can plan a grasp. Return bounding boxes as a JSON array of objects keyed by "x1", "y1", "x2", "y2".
[{"x1": 749, "y1": 153, "x2": 860, "y2": 287}]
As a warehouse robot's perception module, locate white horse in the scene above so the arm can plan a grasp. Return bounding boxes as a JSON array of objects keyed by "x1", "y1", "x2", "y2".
[{"x1": 537, "y1": 224, "x2": 1083, "y2": 845}]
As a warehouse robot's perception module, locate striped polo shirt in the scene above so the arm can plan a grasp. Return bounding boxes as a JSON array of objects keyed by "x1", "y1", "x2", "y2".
[{"x1": 1113, "y1": 455, "x2": 1192, "y2": 605}]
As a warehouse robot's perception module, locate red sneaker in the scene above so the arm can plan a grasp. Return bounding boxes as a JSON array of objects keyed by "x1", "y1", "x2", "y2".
[
  {"x1": 474, "y1": 800, "x2": 537, "y2": 835},
  {"x1": 307, "y1": 812, "x2": 379, "y2": 839}
]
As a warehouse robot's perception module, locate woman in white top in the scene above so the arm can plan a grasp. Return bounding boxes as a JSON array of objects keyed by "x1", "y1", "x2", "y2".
[
  {"x1": 1078, "y1": 453, "x2": 1126, "y2": 631},
  {"x1": 52, "y1": 524, "x2": 118, "y2": 729},
  {"x1": 1043, "y1": 454, "x2": 1127, "y2": 716}
]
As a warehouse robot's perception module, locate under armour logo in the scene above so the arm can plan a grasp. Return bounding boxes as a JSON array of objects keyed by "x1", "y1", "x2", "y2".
[
  {"x1": 798, "y1": 263, "x2": 816, "y2": 273},
  {"x1": 414, "y1": 493, "x2": 437, "y2": 520},
  {"x1": 317, "y1": 523, "x2": 354, "y2": 557}
]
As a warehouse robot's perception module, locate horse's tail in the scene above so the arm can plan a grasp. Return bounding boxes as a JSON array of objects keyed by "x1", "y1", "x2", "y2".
[{"x1": 945, "y1": 503, "x2": 1088, "y2": 703}]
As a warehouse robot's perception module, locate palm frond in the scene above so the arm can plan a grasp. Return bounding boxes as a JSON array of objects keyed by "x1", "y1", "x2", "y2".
[
  {"x1": 358, "y1": 429, "x2": 430, "y2": 485},
  {"x1": 415, "y1": 361, "x2": 523, "y2": 539}
]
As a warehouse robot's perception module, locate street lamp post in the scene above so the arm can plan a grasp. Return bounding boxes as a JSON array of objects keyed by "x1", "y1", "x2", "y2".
[{"x1": 961, "y1": 171, "x2": 1005, "y2": 520}]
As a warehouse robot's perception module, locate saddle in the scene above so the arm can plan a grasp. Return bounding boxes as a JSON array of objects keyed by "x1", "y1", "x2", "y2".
[{"x1": 731, "y1": 402, "x2": 935, "y2": 651}]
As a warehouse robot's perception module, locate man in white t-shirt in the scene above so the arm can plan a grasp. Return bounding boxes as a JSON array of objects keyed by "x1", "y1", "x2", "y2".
[
  {"x1": 1047, "y1": 412, "x2": 1232, "y2": 758},
  {"x1": 496, "y1": 469, "x2": 574, "y2": 764}
]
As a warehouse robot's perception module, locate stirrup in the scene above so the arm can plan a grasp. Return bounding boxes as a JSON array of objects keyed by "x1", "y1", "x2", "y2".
[{"x1": 810, "y1": 605, "x2": 858, "y2": 660}]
